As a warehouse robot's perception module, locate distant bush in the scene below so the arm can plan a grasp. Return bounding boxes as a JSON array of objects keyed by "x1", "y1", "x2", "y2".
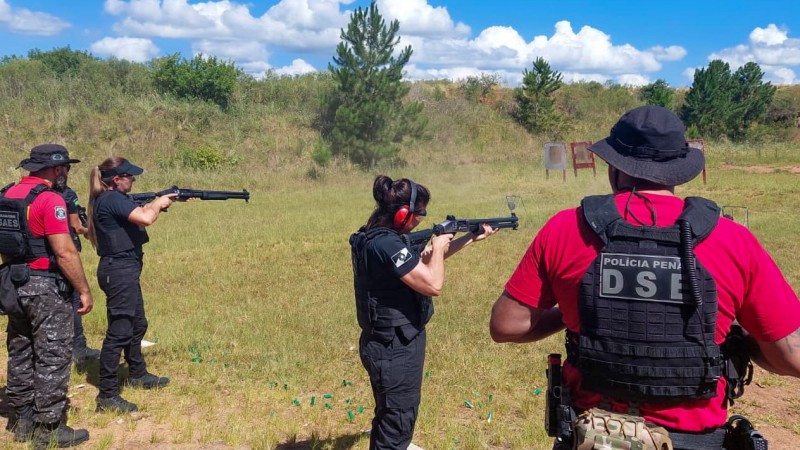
[
  {"x1": 27, "y1": 47, "x2": 98, "y2": 78},
  {"x1": 150, "y1": 53, "x2": 239, "y2": 109},
  {"x1": 176, "y1": 146, "x2": 239, "y2": 170},
  {"x1": 310, "y1": 138, "x2": 332, "y2": 167},
  {"x1": 459, "y1": 73, "x2": 500, "y2": 104},
  {"x1": 638, "y1": 79, "x2": 674, "y2": 109}
]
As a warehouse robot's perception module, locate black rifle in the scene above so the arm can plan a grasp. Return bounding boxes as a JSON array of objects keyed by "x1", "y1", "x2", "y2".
[
  {"x1": 402, "y1": 214, "x2": 518, "y2": 252},
  {"x1": 129, "y1": 186, "x2": 250, "y2": 206}
]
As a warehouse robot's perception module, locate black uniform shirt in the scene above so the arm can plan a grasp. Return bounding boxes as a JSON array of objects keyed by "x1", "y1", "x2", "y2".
[
  {"x1": 94, "y1": 190, "x2": 145, "y2": 258},
  {"x1": 365, "y1": 231, "x2": 420, "y2": 289},
  {"x1": 61, "y1": 187, "x2": 81, "y2": 214}
]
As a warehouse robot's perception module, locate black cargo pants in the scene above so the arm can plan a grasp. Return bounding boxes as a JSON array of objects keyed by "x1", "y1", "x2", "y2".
[
  {"x1": 97, "y1": 256, "x2": 148, "y2": 398},
  {"x1": 360, "y1": 328, "x2": 426, "y2": 450}
]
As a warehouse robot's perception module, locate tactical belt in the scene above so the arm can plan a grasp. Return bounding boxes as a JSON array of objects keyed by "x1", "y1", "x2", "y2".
[
  {"x1": 665, "y1": 427, "x2": 727, "y2": 450},
  {"x1": 29, "y1": 269, "x2": 63, "y2": 279}
]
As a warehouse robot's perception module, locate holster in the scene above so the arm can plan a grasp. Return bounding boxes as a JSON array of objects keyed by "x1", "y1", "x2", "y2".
[
  {"x1": 0, "y1": 263, "x2": 25, "y2": 316},
  {"x1": 724, "y1": 415, "x2": 768, "y2": 450}
]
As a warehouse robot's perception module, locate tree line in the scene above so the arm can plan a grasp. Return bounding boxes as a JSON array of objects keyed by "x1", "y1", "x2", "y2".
[{"x1": 2, "y1": 1, "x2": 799, "y2": 170}]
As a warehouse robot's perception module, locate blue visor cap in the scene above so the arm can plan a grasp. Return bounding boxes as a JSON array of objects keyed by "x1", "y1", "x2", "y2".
[{"x1": 101, "y1": 159, "x2": 144, "y2": 179}]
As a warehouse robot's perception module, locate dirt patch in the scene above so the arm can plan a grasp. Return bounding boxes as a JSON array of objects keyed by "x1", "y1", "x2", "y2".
[
  {"x1": 730, "y1": 367, "x2": 800, "y2": 450},
  {"x1": 720, "y1": 163, "x2": 800, "y2": 174}
]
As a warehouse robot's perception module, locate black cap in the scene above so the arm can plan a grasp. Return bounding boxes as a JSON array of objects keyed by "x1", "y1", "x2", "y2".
[
  {"x1": 100, "y1": 159, "x2": 144, "y2": 179},
  {"x1": 587, "y1": 106, "x2": 704, "y2": 186},
  {"x1": 18, "y1": 144, "x2": 81, "y2": 172}
]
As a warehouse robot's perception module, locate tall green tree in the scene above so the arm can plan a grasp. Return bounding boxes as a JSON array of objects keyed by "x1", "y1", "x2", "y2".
[
  {"x1": 681, "y1": 60, "x2": 735, "y2": 139},
  {"x1": 325, "y1": 1, "x2": 424, "y2": 168},
  {"x1": 728, "y1": 62, "x2": 776, "y2": 139},
  {"x1": 639, "y1": 79, "x2": 674, "y2": 108},
  {"x1": 681, "y1": 60, "x2": 774, "y2": 140},
  {"x1": 514, "y1": 57, "x2": 564, "y2": 136}
]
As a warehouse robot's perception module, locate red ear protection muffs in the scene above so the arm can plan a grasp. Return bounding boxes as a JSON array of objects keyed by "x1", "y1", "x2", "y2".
[{"x1": 392, "y1": 179, "x2": 417, "y2": 230}]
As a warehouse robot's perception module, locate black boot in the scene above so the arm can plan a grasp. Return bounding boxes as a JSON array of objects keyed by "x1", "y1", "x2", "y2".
[
  {"x1": 96, "y1": 395, "x2": 138, "y2": 413},
  {"x1": 5, "y1": 404, "x2": 34, "y2": 442},
  {"x1": 72, "y1": 344, "x2": 101, "y2": 362},
  {"x1": 127, "y1": 372, "x2": 170, "y2": 389},
  {"x1": 32, "y1": 422, "x2": 89, "y2": 449}
]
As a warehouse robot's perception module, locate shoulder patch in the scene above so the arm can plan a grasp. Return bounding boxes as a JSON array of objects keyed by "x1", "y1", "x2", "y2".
[
  {"x1": 391, "y1": 247, "x2": 412, "y2": 268},
  {"x1": 55, "y1": 205, "x2": 67, "y2": 221}
]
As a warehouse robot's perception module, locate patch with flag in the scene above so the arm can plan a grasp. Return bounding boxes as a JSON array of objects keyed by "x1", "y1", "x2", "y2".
[{"x1": 391, "y1": 247, "x2": 412, "y2": 268}]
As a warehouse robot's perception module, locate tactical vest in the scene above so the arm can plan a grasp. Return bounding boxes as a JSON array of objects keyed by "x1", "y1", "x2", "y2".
[
  {"x1": 350, "y1": 227, "x2": 433, "y2": 337},
  {"x1": 570, "y1": 194, "x2": 722, "y2": 402},
  {"x1": 0, "y1": 182, "x2": 54, "y2": 263},
  {"x1": 94, "y1": 190, "x2": 149, "y2": 257}
]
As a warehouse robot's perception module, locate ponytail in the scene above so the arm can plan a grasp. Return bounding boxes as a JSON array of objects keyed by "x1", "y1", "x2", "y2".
[{"x1": 86, "y1": 156, "x2": 126, "y2": 248}]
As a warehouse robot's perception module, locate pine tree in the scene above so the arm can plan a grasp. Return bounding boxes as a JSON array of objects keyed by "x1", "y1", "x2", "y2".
[
  {"x1": 682, "y1": 60, "x2": 775, "y2": 140},
  {"x1": 325, "y1": 1, "x2": 424, "y2": 168},
  {"x1": 729, "y1": 62, "x2": 775, "y2": 140},
  {"x1": 514, "y1": 57, "x2": 564, "y2": 137}
]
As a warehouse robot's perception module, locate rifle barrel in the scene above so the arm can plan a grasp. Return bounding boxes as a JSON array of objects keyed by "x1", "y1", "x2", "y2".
[{"x1": 403, "y1": 214, "x2": 518, "y2": 250}]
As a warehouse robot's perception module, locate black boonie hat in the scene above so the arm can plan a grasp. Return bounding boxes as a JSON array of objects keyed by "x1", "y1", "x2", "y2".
[
  {"x1": 587, "y1": 106, "x2": 704, "y2": 186},
  {"x1": 100, "y1": 159, "x2": 144, "y2": 179},
  {"x1": 18, "y1": 144, "x2": 81, "y2": 172}
]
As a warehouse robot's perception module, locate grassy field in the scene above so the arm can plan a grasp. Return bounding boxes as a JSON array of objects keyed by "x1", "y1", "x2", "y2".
[{"x1": 2, "y1": 140, "x2": 800, "y2": 449}]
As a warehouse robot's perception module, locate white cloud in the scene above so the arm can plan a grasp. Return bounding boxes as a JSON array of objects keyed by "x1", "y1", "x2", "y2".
[
  {"x1": 706, "y1": 23, "x2": 800, "y2": 85},
  {"x1": 750, "y1": 24, "x2": 787, "y2": 46},
  {"x1": 649, "y1": 45, "x2": 686, "y2": 61},
  {"x1": 239, "y1": 60, "x2": 271, "y2": 77},
  {"x1": 193, "y1": 39, "x2": 268, "y2": 62},
  {"x1": 404, "y1": 20, "x2": 681, "y2": 81},
  {"x1": 709, "y1": 44, "x2": 754, "y2": 68},
  {"x1": 560, "y1": 72, "x2": 610, "y2": 84},
  {"x1": 0, "y1": 0, "x2": 10, "y2": 19},
  {"x1": 99, "y1": 1, "x2": 688, "y2": 86},
  {"x1": 0, "y1": 0, "x2": 70, "y2": 36},
  {"x1": 616, "y1": 74, "x2": 650, "y2": 87},
  {"x1": 104, "y1": 0, "x2": 349, "y2": 51},
  {"x1": 761, "y1": 65, "x2": 797, "y2": 85},
  {"x1": 376, "y1": 0, "x2": 469, "y2": 38},
  {"x1": 274, "y1": 58, "x2": 317, "y2": 76},
  {"x1": 90, "y1": 37, "x2": 160, "y2": 62}
]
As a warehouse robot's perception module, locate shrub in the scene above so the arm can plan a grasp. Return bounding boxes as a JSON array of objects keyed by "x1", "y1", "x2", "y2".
[
  {"x1": 150, "y1": 53, "x2": 239, "y2": 109},
  {"x1": 177, "y1": 146, "x2": 239, "y2": 170}
]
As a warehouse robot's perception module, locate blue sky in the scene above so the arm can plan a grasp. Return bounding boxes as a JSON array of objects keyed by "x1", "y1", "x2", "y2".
[{"x1": 2, "y1": 0, "x2": 800, "y2": 87}]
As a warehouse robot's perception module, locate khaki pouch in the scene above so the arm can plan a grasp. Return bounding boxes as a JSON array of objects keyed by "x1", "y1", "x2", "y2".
[{"x1": 573, "y1": 407, "x2": 673, "y2": 450}]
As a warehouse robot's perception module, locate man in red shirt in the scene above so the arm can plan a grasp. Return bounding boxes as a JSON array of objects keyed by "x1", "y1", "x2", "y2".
[
  {"x1": 489, "y1": 106, "x2": 800, "y2": 450},
  {"x1": 1, "y1": 144, "x2": 94, "y2": 448}
]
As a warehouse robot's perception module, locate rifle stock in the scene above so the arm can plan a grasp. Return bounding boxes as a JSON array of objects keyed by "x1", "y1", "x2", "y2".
[
  {"x1": 402, "y1": 214, "x2": 518, "y2": 252},
  {"x1": 130, "y1": 186, "x2": 250, "y2": 206}
]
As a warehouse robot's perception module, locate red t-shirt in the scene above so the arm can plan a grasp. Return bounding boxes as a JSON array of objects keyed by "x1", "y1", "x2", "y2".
[
  {"x1": 4, "y1": 176, "x2": 70, "y2": 270},
  {"x1": 505, "y1": 192, "x2": 800, "y2": 431}
]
